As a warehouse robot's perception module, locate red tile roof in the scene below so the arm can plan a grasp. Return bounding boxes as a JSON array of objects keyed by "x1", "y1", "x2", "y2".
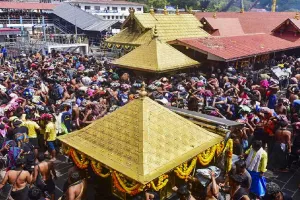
[
  {"x1": 0, "y1": 28, "x2": 20, "y2": 32},
  {"x1": 196, "y1": 12, "x2": 296, "y2": 34},
  {"x1": 69, "y1": 0, "x2": 144, "y2": 6},
  {"x1": 203, "y1": 17, "x2": 244, "y2": 36},
  {"x1": 0, "y1": 2, "x2": 58, "y2": 10},
  {"x1": 176, "y1": 34, "x2": 300, "y2": 61}
]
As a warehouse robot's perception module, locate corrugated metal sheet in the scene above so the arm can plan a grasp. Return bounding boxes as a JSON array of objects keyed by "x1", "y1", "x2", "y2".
[
  {"x1": 53, "y1": 3, "x2": 119, "y2": 31},
  {"x1": 0, "y1": 2, "x2": 57, "y2": 10},
  {"x1": 195, "y1": 12, "x2": 295, "y2": 34},
  {"x1": 176, "y1": 33, "x2": 300, "y2": 61}
]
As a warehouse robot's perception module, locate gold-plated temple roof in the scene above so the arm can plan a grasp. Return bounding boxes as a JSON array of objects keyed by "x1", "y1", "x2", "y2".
[
  {"x1": 112, "y1": 36, "x2": 199, "y2": 72},
  {"x1": 58, "y1": 97, "x2": 223, "y2": 184},
  {"x1": 106, "y1": 13, "x2": 208, "y2": 45}
]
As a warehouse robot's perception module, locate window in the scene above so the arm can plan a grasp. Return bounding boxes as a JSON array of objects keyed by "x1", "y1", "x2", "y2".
[
  {"x1": 137, "y1": 7, "x2": 142, "y2": 11},
  {"x1": 94, "y1": 6, "x2": 100, "y2": 10},
  {"x1": 84, "y1": 6, "x2": 91, "y2": 10},
  {"x1": 120, "y1": 16, "x2": 123, "y2": 19},
  {"x1": 107, "y1": 16, "x2": 110, "y2": 19},
  {"x1": 103, "y1": 16, "x2": 106, "y2": 19},
  {"x1": 112, "y1": 16, "x2": 114, "y2": 19},
  {"x1": 121, "y1": 7, "x2": 126, "y2": 11},
  {"x1": 107, "y1": 7, "x2": 110, "y2": 10},
  {"x1": 112, "y1": 7, "x2": 118, "y2": 10}
]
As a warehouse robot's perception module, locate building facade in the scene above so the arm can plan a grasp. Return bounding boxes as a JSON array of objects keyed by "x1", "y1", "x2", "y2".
[{"x1": 68, "y1": 0, "x2": 144, "y2": 21}]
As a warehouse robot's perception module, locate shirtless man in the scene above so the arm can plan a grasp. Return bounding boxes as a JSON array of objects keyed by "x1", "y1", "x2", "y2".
[
  {"x1": 275, "y1": 99, "x2": 287, "y2": 116},
  {"x1": 268, "y1": 120, "x2": 292, "y2": 171},
  {"x1": 63, "y1": 171, "x2": 86, "y2": 200},
  {"x1": 0, "y1": 158, "x2": 32, "y2": 200},
  {"x1": 33, "y1": 153, "x2": 57, "y2": 200}
]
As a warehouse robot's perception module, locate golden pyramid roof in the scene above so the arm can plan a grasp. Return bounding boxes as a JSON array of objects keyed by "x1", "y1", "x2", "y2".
[
  {"x1": 106, "y1": 13, "x2": 209, "y2": 45},
  {"x1": 112, "y1": 36, "x2": 199, "y2": 72},
  {"x1": 58, "y1": 97, "x2": 223, "y2": 184}
]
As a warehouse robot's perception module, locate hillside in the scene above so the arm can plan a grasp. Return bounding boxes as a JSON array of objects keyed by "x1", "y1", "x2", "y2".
[{"x1": 129, "y1": 0, "x2": 300, "y2": 12}]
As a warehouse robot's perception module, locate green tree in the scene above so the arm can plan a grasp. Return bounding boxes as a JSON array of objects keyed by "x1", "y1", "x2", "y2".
[{"x1": 148, "y1": 0, "x2": 169, "y2": 8}]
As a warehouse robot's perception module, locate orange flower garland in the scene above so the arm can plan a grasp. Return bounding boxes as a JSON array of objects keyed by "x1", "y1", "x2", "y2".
[
  {"x1": 215, "y1": 141, "x2": 225, "y2": 157},
  {"x1": 69, "y1": 149, "x2": 89, "y2": 169},
  {"x1": 112, "y1": 171, "x2": 143, "y2": 196},
  {"x1": 91, "y1": 160, "x2": 110, "y2": 178}
]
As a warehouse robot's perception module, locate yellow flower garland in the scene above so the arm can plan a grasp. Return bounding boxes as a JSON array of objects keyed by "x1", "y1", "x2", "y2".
[
  {"x1": 174, "y1": 157, "x2": 197, "y2": 180},
  {"x1": 114, "y1": 171, "x2": 144, "y2": 195},
  {"x1": 150, "y1": 175, "x2": 169, "y2": 191},
  {"x1": 91, "y1": 160, "x2": 110, "y2": 178},
  {"x1": 216, "y1": 142, "x2": 225, "y2": 157},
  {"x1": 198, "y1": 145, "x2": 217, "y2": 166},
  {"x1": 224, "y1": 139, "x2": 233, "y2": 172}
]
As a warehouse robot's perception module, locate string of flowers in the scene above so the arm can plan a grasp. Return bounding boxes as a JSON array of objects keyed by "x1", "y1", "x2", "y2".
[
  {"x1": 150, "y1": 175, "x2": 169, "y2": 191},
  {"x1": 215, "y1": 141, "x2": 225, "y2": 157},
  {"x1": 224, "y1": 139, "x2": 233, "y2": 172},
  {"x1": 198, "y1": 145, "x2": 217, "y2": 166},
  {"x1": 112, "y1": 171, "x2": 144, "y2": 196},
  {"x1": 91, "y1": 160, "x2": 111, "y2": 178},
  {"x1": 69, "y1": 149, "x2": 89, "y2": 169},
  {"x1": 174, "y1": 157, "x2": 197, "y2": 180}
]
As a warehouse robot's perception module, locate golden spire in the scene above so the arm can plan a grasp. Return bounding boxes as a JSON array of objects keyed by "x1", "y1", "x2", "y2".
[
  {"x1": 295, "y1": 12, "x2": 300, "y2": 20},
  {"x1": 163, "y1": 4, "x2": 168, "y2": 15},
  {"x1": 149, "y1": 5, "x2": 154, "y2": 15},
  {"x1": 175, "y1": 5, "x2": 179, "y2": 15},
  {"x1": 271, "y1": 0, "x2": 276, "y2": 12},
  {"x1": 139, "y1": 83, "x2": 147, "y2": 99},
  {"x1": 153, "y1": 25, "x2": 158, "y2": 38},
  {"x1": 240, "y1": 0, "x2": 244, "y2": 13},
  {"x1": 213, "y1": 12, "x2": 217, "y2": 19}
]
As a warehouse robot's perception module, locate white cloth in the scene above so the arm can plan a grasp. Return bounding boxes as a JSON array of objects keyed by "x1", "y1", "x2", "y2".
[{"x1": 246, "y1": 147, "x2": 263, "y2": 172}]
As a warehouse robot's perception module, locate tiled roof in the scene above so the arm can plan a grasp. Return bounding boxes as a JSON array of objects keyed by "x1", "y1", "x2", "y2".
[
  {"x1": 195, "y1": 12, "x2": 296, "y2": 34},
  {"x1": 68, "y1": 0, "x2": 144, "y2": 6},
  {"x1": 272, "y1": 18, "x2": 300, "y2": 33},
  {"x1": 106, "y1": 13, "x2": 209, "y2": 45},
  {"x1": 176, "y1": 33, "x2": 300, "y2": 61},
  {"x1": 0, "y1": 2, "x2": 57, "y2": 10},
  {"x1": 203, "y1": 17, "x2": 244, "y2": 36},
  {"x1": 112, "y1": 36, "x2": 199, "y2": 72},
  {"x1": 59, "y1": 97, "x2": 222, "y2": 184}
]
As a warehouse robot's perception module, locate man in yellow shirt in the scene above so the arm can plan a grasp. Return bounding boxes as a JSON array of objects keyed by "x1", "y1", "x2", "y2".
[
  {"x1": 45, "y1": 115, "x2": 57, "y2": 161},
  {"x1": 244, "y1": 140, "x2": 268, "y2": 198},
  {"x1": 24, "y1": 114, "x2": 40, "y2": 160}
]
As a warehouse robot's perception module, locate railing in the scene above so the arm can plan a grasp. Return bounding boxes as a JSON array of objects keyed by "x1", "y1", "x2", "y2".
[
  {"x1": 86, "y1": 10, "x2": 118, "y2": 13},
  {"x1": 0, "y1": 18, "x2": 53, "y2": 25},
  {"x1": 53, "y1": 19, "x2": 74, "y2": 34}
]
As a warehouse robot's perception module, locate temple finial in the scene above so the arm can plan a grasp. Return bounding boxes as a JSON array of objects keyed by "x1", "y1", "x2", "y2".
[
  {"x1": 153, "y1": 25, "x2": 158, "y2": 38},
  {"x1": 213, "y1": 12, "x2": 217, "y2": 19},
  {"x1": 295, "y1": 12, "x2": 300, "y2": 20},
  {"x1": 175, "y1": 5, "x2": 180, "y2": 15},
  {"x1": 139, "y1": 83, "x2": 148, "y2": 99},
  {"x1": 150, "y1": 5, "x2": 154, "y2": 15},
  {"x1": 163, "y1": 4, "x2": 168, "y2": 15}
]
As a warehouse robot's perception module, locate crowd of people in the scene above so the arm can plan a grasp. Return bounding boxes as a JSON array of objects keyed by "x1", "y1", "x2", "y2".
[{"x1": 0, "y1": 48, "x2": 299, "y2": 200}]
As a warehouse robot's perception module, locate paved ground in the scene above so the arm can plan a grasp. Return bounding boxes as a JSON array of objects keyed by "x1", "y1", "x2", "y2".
[
  {"x1": 52, "y1": 155, "x2": 73, "y2": 200},
  {"x1": 265, "y1": 164, "x2": 300, "y2": 199}
]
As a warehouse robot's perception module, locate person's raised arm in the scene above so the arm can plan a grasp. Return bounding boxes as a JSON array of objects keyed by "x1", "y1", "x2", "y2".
[{"x1": 210, "y1": 171, "x2": 219, "y2": 198}]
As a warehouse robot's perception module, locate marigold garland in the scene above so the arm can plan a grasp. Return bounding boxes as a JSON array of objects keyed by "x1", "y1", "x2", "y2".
[
  {"x1": 91, "y1": 160, "x2": 110, "y2": 178},
  {"x1": 150, "y1": 175, "x2": 169, "y2": 191},
  {"x1": 215, "y1": 141, "x2": 225, "y2": 157},
  {"x1": 198, "y1": 145, "x2": 217, "y2": 166},
  {"x1": 224, "y1": 139, "x2": 233, "y2": 172},
  {"x1": 69, "y1": 149, "x2": 89, "y2": 169},
  {"x1": 113, "y1": 171, "x2": 143, "y2": 196},
  {"x1": 174, "y1": 157, "x2": 197, "y2": 180}
]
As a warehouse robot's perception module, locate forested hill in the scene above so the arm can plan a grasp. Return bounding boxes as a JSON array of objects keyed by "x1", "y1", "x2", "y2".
[{"x1": 128, "y1": 0, "x2": 300, "y2": 12}]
